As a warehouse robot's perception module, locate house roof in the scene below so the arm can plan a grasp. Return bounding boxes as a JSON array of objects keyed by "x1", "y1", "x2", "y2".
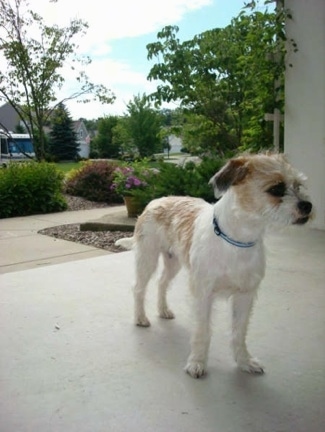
[
  {"x1": 0, "y1": 103, "x2": 90, "y2": 139},
  {"x1": 0, "y1": 103, "x2": 20, "y2": 132}
]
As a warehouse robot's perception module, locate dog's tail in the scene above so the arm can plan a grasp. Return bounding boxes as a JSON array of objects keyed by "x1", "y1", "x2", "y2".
[{"x1": 115, "y1": 236, "x2": 134, "y2": 250}]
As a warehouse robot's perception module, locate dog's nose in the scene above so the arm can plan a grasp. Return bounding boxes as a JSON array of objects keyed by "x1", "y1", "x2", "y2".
[{"x1": 297, "y1": 201, "x2": 312, "y2": 215}]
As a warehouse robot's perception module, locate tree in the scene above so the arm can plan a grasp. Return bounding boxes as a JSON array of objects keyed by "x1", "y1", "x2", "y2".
[
  {"x1": 92, "y1": 116, "x2": 120, "y2": 158},
  {"x1": 48, "y1": 103, "x2": 79, "y2": 160},
  {"x1": 181, "y1": 112, "x2": 235, "y2": 157},
  {"x1": 0, "y1": 0, "x2": 115, "y2": 161},
  {"x1": 124, "y1": 94, "x2": 163, "y2": 157},
  {"x1": 147, "y1": 6, "x2": 286, "y2": 153},
  {"x1": 111, "y1": 117, "x2": 134, "y2": 157}
]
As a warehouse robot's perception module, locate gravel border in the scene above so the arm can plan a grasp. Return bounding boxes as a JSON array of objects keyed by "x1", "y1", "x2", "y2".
[{"x1": 38, "y1": 195, "x2": 132, "y2": 253}]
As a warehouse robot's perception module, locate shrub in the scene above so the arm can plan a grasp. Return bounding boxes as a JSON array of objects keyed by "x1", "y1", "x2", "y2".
[
  {"x1": 65, "y1": 160, "x2": 121, "y2": 203},
  {"x1": 89, "y1": 149, "x2": 99, "y2": 159},
  {"x1": 132, "y1": 157, "x2": 225, "y2": 206},
  {"x1": 0, "y1": 162, "x2": 67, "y2": 218},
  {"x1": 188, "y1": 157, "x2": 225, "y2": 199}
]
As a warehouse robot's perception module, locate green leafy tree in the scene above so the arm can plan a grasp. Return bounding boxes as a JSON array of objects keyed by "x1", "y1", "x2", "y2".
[
  {"x1": 0, "y1": 0, "x2": 115, "y2": 161},
  {"x1": 147, "y1": 6, "x2": 286, "y2": 153},
  {"x1": 92, "y1": 116, "x2": 120, "y2": 158},
  {"x1": 181, "y1": 112, "x2": 233, "y2": 157},
  {"x1": 48, "y1": 103, "x2": 79, "y2": 160},
  {"x1": 124, "y1": 94, "x2": 163, "y2": 157},
  {"x1": 112, "y1": 118, "x2": 134, "y2": 157},
  {"x1": 160, "y1": 108, "x2": 173, "y2": 127}
]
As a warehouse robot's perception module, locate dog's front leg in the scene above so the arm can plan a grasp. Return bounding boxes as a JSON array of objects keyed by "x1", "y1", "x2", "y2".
[
  {"x1": 185, "y1": 291, "x2": 214, "y2": 378},
  {"x1": 232, "y1": 291, "x2": 264, "y2": 374}
]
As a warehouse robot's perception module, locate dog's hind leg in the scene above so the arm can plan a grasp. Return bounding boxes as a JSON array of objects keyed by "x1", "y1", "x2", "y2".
[
  {"x1": 185, "y1": 287, "x2": 214, "y2": 378},
  {"x1": 232, "y1": 291, "x2": 264, "y2": 374},
  {"x1": 157, "y1": 252, "x2": 181, "y2": 320},
  {"x1": 134, "y1": 245, "x2": 159, "y2": 327}
]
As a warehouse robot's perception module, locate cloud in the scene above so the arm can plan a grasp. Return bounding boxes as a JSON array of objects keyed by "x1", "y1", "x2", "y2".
[
  {"x1": 61, "y1": 56, "x2": 179, "y2": 120},
  {"x1": 3, "y1": 0, "x2": 212, "y2": 118},
  {"x1": 62, "y1": 58, "x2": 159, "y2": 119},
  {"x1": 30, "y1": 0, "x2": 212, "y2": 42},
  {"x1": 86, "y1": 0, "x2": 212, "y2": 42},
  {"x1": 37, "y1": 0, "x2": 212, "y2": 117},
  {"x1": 28, "y1": 0, "x2": 212, "y2": 56}
]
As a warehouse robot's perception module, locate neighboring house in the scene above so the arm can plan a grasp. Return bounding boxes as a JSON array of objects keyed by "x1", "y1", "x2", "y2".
[
  {"x1": 0, "y1": 102, "x2": 22, "y2": 132},
  {"x1": 167, "y1": 135, "x2": 182, "y2": 154},
  {"x1": 0, "y1": 102, "x2": 91, "y2": 159},
  {"x1": 72, "y1": 120, "x2": 91, "y2": 159},
  {"x1": 0, "y1": 103, "x2": 35, "y2": 162}
]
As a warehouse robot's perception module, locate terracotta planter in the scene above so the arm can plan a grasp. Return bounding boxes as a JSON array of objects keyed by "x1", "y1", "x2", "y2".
[{"x1": 123, "y1": 196, "x2": 144, "y2": 218}]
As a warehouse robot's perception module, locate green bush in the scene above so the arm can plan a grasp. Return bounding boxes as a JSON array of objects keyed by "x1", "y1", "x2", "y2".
[
  {"x1": 65, "y1": 160, "x2": 122, "y2": 203},
  {"x1": 132, "y1": 157, "x2": 225, "y2": 206},
  {"x1": 0, "y1": 162, "x2": 67, "y2": 218}
]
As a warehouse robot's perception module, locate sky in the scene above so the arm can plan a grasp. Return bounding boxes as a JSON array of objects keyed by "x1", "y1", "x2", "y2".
[{"x1": 22, "y1": 0, "x2": 251, "y2": 119}]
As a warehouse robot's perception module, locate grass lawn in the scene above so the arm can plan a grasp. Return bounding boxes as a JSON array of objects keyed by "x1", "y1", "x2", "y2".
[
  {"x1": 55, "y1": 156, "x2": 172, "y2": 174},
  {"x1": 55, "y1": 161, "x2": 82, "y2": 173}
]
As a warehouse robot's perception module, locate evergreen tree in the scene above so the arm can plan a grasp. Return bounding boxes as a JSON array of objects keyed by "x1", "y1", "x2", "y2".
[{"x1": 49, "y1": 104, "x2": 79, "y2": 161}]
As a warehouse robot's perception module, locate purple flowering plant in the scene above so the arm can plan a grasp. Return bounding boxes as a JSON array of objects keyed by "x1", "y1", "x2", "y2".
[{"x1": 111, "y1": 160, "x2": 153, "y2": 197}]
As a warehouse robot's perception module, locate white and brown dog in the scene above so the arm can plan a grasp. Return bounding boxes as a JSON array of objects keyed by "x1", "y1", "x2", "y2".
[{"x1": 116, "y1": 153, "x2": 313, "y2": 378}]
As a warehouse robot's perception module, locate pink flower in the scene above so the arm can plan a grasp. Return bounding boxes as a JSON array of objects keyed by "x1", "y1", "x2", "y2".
[{"x1": 133, "y1": 178, "x2": 142, "y2": 186}]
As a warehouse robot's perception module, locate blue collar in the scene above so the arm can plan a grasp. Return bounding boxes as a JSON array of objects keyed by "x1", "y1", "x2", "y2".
[{"x1": 213, "y1": 217, "x2": 256, "y2": 248}]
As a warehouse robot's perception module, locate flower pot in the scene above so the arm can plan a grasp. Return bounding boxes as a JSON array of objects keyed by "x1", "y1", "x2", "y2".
[{"x1": 123, "y1": 196, "x2": 144, "y2": 218}]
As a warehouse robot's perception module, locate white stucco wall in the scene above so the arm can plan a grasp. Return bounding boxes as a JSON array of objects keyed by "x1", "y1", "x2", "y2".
[{"x1": 284, "y1": 0, "x2": 325, "y2": 229}]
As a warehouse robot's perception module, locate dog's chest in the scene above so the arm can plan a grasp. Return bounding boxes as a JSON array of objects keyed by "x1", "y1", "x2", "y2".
[{"x1": 191, "y1": 241, "x2": 265, "y2": 293}]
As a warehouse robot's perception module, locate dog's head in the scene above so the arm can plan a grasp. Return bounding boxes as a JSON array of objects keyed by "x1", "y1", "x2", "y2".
[{"x1": 209, "y1": 153, "x2": 313, "y2": 225}]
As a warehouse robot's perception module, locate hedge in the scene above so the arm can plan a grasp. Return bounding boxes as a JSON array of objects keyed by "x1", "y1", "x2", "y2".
[{"x1": 0, "y1": 162, "x2": 67, "y2": 218}]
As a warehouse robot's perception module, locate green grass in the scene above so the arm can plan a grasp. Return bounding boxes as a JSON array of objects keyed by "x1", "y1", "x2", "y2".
[
  {"x1": 55, "y1": 158, "x2": 167, "y2": 173},
  {"x1": 55, "y1": 161, "x2": 82, "y2": 173}
]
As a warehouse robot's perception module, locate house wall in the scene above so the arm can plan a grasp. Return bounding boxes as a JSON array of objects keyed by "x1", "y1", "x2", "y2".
[
  {"x1": 285, "y1": 0, "x2": 325, "y2": 229},
  {"x1": 167, "y1": 135, "x2": 182, "y2": 154},
  {"x1": 78, "y1": 142, "x2": 89, "y2": 159},
  {"x1": 73, "y1": 121, "x2": 90, "y2": 158}
]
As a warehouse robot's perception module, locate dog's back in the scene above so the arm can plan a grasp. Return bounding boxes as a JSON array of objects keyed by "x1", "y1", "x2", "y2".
[{"x1": 124, "y1": 196, "x2": 208, "y2": 265}]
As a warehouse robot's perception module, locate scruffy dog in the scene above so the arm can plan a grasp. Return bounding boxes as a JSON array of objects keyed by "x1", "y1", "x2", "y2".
[{"x1": 116, "y1": 154, "x2": 312, "y2": 378}]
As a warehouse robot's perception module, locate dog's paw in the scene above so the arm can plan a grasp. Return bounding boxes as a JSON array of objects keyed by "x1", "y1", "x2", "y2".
[
  {"x1": 135, "y1": 316, "x2": 151, "y2": 327},
  {"x1": 184, "y1": 361, "x2": 207, "y2": 379},
  {"x1": 238, "y1": 357, "x2": 265, "y2": 375},
  {"x1": 159, "y1": 308, "x2": 175, "y2": 320}
]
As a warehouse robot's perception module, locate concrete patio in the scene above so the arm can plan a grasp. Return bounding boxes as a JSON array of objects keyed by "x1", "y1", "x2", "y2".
[{"x1": 0, "y1": 218, "x2": 324, "y2": 431}]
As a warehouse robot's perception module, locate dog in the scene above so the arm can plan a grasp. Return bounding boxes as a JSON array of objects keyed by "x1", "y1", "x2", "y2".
[{"x1": 116, "y1": 153, "x2": 313, "y2": 378}]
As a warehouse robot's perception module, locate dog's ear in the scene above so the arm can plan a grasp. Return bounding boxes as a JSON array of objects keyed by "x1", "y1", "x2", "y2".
[{"x1": 209, "y1": 158, "x2": 250, "y2": 198}]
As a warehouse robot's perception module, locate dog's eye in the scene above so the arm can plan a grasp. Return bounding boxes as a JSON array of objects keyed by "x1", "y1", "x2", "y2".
[
  {"x1": 267, "y1": 182, "x2": 286, "y2": 197},
  {"x1": 294, "y1": 181, "x2": 303, "y2": 192}
]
